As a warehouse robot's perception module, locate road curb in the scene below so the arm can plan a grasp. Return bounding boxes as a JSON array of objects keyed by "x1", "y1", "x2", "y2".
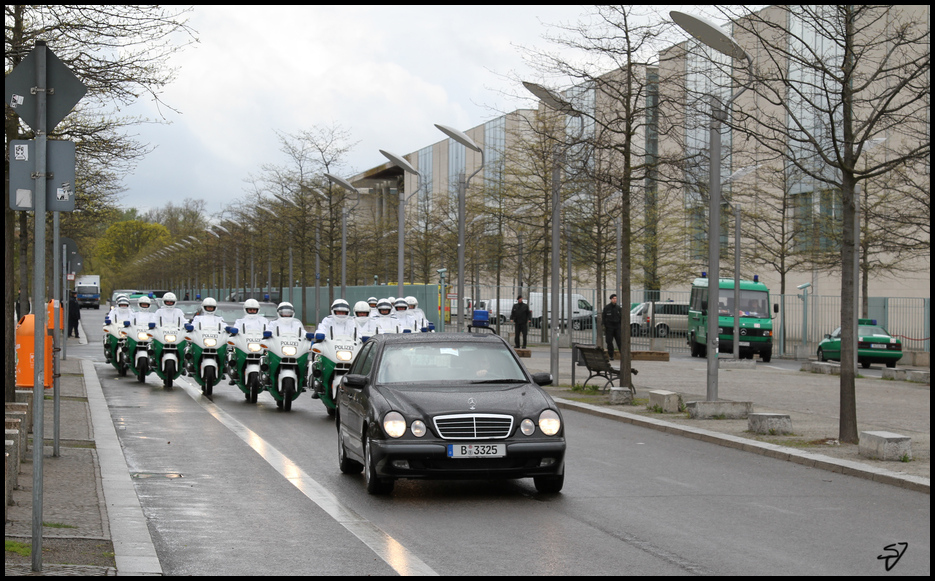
[{"x1": 554, "y1": 397, "x2": 930, "y2": 494}]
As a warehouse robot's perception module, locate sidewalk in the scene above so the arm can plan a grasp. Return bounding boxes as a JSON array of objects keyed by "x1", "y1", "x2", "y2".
[
  {"x1": 5, "y1": 335, "x2": 928, "y2": 575},
  {"x1": 5, "y1": 329, "x2": 161, "y2": 576},
  {"x1": 522, "y1": 345, "x2": 929, "y2": 492}
]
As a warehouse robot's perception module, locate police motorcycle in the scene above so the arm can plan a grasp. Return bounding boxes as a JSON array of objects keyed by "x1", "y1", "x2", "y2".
[
  {"x1": 226, "y1": 299, "x2": 269, "y2": 404},
  {"x1": 126, "y1": 296, "x2": 159, "y2": 383},
  {"x1": 310, "y1": 300, "x2": 365, "y2": 417},
  {"x1": 103, "y1": 295, "x2": 134, "y2": 377},
  {"x1": 260, "y1": 302, "x2": 313, "y2": 411},
  {"x1": 149, "y1": 292, "x2": 186, "y2": 389},
  {"x1": 183, "y1": 298, "x2": 229, "y2": 397}
]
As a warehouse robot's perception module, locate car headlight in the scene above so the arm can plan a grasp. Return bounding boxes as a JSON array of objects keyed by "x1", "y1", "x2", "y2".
[
  {"x1": 248, "y1": 342, "x2": 263, "y2": 352},
  {"x1": 538, "y1": 410, "x2": 561, "y2": 436},
  {"x1": 204, "y1": 338, "x2": 217, "y2": 347},
  {"x1": 137, "y1": 332, "x2": 149, "y2": 341},
  {"x1": 520, "y1": 418, "x2": 536, "y2": 436},
  {"x1": 410, "y1": 420, "x2": 427, "y2": 437},
  {"x1": 164, "y1": 334, "x2": 177, "y2": 343},
  {"x1": 383, "y1": 411, "x2": 406, "y2": 438},
  {"x1": 336, "y1": 350, "x2": 353, "y2": 362},
  {"x1": 282, "y1": 345, "x2": 298, "y2": 356}
]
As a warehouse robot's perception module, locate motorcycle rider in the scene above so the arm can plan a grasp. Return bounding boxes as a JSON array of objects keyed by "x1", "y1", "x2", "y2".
[
  {"x1": 267, "y1": 301, "x2": 305, "y2": 335},
  {"x1": 367, "y1": 296, "x2": 379, "y2": 318},
  {"x1": 406, "y1": 296, "x2": 428, "y2": 329},
  {"x1": 371, "y1": 298, "x2": 399, "y2": 334},
  {"x1": 190, "y1": 297, "x2": 226, "y2": 329},
  {"x1": 104, "y1": 295, "x2": 134, "y2": 362},
  {"x1": 106, "y1": 293, "x2": 133, "y2": 323},
  {"x1": 393, "y1": 297, "x2": 416, "y2": 331},
  {"x1": 133, "y1": 296, "x2": 159, "y2": 328},
  {"x1": 354, "y1": 300, "x2": 377, "y2": 336},
  {"x1": 232, "y1": 298, "x2": 269, "y2": 332},
  {"x1": 154, "y1": 292, "x2": 186, "y2": 327},
  {"x1": 316, "y1": 299, "x2": 354, "y2": 339}
]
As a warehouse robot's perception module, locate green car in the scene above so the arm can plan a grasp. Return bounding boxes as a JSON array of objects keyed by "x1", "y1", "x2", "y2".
[{"x1": 817, "y1": 319, "x2": 903, "y2": 369}]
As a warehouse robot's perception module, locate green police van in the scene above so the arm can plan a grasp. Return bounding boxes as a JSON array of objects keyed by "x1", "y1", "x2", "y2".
[{"x1": 688, "y1": 275, "x2": 776, "y2": 362}]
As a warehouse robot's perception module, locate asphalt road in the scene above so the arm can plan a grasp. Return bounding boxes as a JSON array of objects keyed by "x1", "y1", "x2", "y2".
[{"x1": 81, "y1": 308, "x2": 930, "y2": 575}]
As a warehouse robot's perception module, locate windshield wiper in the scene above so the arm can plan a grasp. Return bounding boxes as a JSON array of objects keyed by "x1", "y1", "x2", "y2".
[{"x1": 469, "y1": 378, "x2": 528, "y2": 384}]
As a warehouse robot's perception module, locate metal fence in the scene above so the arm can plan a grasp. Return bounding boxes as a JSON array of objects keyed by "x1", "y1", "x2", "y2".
[{"x1": 460, "y1": 285, "x2": 930, "y2": 355}]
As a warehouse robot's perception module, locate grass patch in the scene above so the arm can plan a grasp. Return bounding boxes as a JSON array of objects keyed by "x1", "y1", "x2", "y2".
[
  {"x1": 6, "y1": 540, "x2": 31, "y2": 557},
  {"x1": 43, "y1": 521, "x2": 78, "y2": 529}
]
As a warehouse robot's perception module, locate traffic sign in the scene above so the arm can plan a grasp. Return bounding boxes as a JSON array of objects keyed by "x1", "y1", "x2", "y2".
[
  {"x1": 9, "y1": 140, "x2": 76, "y2": 212},
  {"x1": 5, "y1": 44, "x2": 87, "y2": 132}
]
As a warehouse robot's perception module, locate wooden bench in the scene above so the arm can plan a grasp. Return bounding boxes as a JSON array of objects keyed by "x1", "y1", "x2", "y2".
[{"x1": 576, "y1": 344, "x2": 637, "y2": 392}]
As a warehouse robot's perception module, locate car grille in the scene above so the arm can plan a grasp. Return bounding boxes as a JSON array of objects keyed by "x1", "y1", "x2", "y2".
[{"x1": 433, "y1": 414, "x2": 513, "y2": 440}]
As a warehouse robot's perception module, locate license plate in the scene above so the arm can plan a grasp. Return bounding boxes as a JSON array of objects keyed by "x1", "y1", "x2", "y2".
[
  {"x1": 739, "y1": 341, "x2": 750, "y2": 347},
  {"x1": 447, "y1": 443, "x2": 505, "y2": 458},
  {"x1": 870, "y1": 344, "x2": 886, "y2": 349}
]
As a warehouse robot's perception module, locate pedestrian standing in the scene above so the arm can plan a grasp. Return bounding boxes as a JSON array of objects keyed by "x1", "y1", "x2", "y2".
[
  {"x1": 602, "y1": 294, "x2": 622, "y2": 360},
  {"x1": 68, "y1": 291, "x2": 81, "y2": 338},
  {"x1": 510, "y1": 295, "x2": 531, "y2": 349}
]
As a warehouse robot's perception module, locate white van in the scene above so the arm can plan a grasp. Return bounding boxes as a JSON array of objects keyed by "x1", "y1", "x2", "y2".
[
  {"x1": 526, "y1": 292, "x2": 595, "y2": 329},
  {"x1": 631, "y1": 301, "x2": 690, "y2": 337}
]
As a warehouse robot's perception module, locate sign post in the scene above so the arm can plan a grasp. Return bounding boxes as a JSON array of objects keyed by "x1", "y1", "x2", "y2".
[{"x1": 5, "y1": 40, "x2": 86, "y2": 572}]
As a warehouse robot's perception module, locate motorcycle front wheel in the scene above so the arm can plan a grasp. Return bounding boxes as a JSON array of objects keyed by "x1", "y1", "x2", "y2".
[
  {"x1": 248, "y1": 372, "x2": 260, "y2": 404},
  {"x1": 163, "y1": 360, "x2": 175, "y2": 389},
  {"x1": 203, "y1": 366, "x2": 215, "y2": 398},
  {"x1": 282, "y1": 377, "x2": 295, "y2": 412}
]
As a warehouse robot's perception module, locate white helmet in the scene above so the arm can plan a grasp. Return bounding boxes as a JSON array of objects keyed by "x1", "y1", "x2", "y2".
[
  {"x1": 376, "y1": 299, "x2": 393, "y2": 317},
  {"x1": 202, "y1": 297, "x2": 217, "y2": 313},
  {"x1": 138, "y1": 296, "x2": 151, "y2": 309},
  {"x1": 331, "y1": 299, "x2": 350, "y2": 321},
  {"x1": 354, "y1": 301, "x2": 371, "y2": 323},
  {"x1": 163, "y1": 292, "x2": 177, "y2": 306},
  {"x1": 277, "y1": 301, "x2": 295, "y2": 318},
  {"x1": 367, "y1": 297, "x2": 378, "y2": 308},
  {"x1": 406, "y1": 296, "x2": 418, "y2": 309},
  {"x1": 394, "y1": 298, "x2": 409, "y2": 312},
  {"x1": 117, "y1": 295, "x2": 130, "y2": 308},
  {"x1": 243, "y1": 298, "x2": 260, "y2": 315}
]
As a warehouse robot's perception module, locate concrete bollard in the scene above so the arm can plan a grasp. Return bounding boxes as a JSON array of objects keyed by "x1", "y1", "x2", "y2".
[
  {"x1": 648, "y1": 390, "x2": 682, "y2": 413},
  {"x1": 859, "y1": 431, "x2": 912, "y2": 461},
  {"x1": 747, "y1": 412, "x2": 793, "y2": 435}
]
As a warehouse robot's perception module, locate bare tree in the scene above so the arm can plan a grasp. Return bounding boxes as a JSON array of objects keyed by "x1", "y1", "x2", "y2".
[
  {"x1": 718, "y1": 5, "x2": 930, "y2": 442},
  {"x1": 5, "y1": 5, "x2": 196, "y2": 401}
]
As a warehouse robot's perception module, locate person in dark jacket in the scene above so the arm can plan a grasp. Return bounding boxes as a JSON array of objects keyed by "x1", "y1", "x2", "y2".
[
  {"x1": 68, "y1": 291, "x2": 81, "y2": 338},
  {"x1": 602, "y1": 294, "x2": 622, "y2": 359},
  {"x1": 509, "y1": 295, "x2": 531, "y2": 349}
]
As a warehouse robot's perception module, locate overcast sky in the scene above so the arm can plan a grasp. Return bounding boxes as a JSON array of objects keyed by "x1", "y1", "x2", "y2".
[{"x1": 119, "y1": 5, "x2": 612, "y2": 216}]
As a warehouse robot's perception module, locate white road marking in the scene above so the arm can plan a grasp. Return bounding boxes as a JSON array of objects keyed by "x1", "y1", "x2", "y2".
[{"x1": 178, "y1": 379, "x2": 438, "y2": 576}]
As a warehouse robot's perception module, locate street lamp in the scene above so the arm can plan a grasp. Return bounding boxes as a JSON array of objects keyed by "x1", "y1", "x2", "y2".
[
  {"x1": 671, "y1": 10, "x2": 753, "y2": 402},
  {"x1": 522, "y1": 81, "x2": 584, "y2": 385},
  {"x1": 435, "y1": 124, "x2": 484, "y2": 333},
  {"x1": 378, "y1": 149, "x2": 423, "y2": 301},
  {"x1": 323, "y1": 173, "x2": 362, "y2": 299}
]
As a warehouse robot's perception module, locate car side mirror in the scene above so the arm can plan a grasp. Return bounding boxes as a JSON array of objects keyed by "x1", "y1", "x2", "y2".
[
  {"x1": 825, "y1": 334, "x2": 832, "y2": 339},
  {"x1": 343, "y1": 374, "x2": 367, "y2": 389},
  {"x1": 531, "y1": 372, "x2": 552, "y2": 386},
  {"x1": 773, "y1": 303, "x2": 779, "y2": 314}
]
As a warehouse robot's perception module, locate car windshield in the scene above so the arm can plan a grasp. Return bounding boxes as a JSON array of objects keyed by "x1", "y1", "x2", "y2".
[
  {"x1": 717, "y1": 289, "x2": 769, "y2": 318},
  {"x1": 377, "y1": 342, "x2": 527, "y2": 384},
  {"x1": 859, "y1": 325, "x2": 890, "y2": 337}
]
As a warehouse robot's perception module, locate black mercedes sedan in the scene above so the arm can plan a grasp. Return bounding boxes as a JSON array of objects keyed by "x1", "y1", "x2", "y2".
[{"x1": 336, "y1": 333, "x2": 566, "y2": 495}]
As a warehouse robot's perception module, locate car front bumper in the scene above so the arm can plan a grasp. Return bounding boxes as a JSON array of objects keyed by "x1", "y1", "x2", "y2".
[{"x1": 370, "y1": 438, "x2": 566, "y2": 481}]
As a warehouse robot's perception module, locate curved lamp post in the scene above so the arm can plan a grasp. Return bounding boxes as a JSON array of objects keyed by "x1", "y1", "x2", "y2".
[
  {"x1": 671, "y1": 11, "x2": 753, "y2": 402},
  {"x1": 379, "y1": 149, "x2": 424, "y2": 301},
  {"x1": 434, "y1": 124, "x2": 484, "y2": 332}
]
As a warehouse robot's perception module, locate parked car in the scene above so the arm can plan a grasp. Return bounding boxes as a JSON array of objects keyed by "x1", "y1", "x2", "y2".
[
  {"x1": 631, "y1": 301, "x2": 690, "y2": 337},
  {"x1": 817, "y1": 319, "x2": 903, "y2": 369},
  {"x1": 335, "y1": 333, "x2": 566, "y2": 495}
]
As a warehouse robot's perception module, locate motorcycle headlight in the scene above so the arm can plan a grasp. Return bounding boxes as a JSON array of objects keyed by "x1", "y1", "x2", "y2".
[
  {"x1": 336, "y1": 350, "x2": 353, "y2": 362},
  {"x1": 282, "y1": 345, "x2": 298, "y2": 357},
  {"x1": 204, "y1": 338, "x2": 217, "y2": 347},
  {"x1": 248, "y1": 342, "x2": 263, "y2": 353},
  {"x1": 538, "y1": 410, "x2": 561, "y2": 436},
  {"x1": 137, "y1": 332, "x2": 149, "y2": 341},
  {"x1": 383, "y1": 411, "x2": 406, "y2": 438},
  {"x1": 164, "y1": 334, "x2": 177, "y2": 343}
]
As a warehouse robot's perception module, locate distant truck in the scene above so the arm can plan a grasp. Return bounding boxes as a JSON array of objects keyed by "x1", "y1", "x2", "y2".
[{"x1": 75, "y1": 275, "x2": 101, "y2": 309}]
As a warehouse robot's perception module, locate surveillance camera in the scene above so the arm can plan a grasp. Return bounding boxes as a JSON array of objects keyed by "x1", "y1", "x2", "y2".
[
  {"x1": 436, "y1": 268, "x2": 447, "y2": 274},
  {"x1": 796, "y1": 282, "x2": 811, "y2": 290}
]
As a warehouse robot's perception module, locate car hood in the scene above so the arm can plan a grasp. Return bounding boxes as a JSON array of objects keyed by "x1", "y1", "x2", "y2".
[{"x1": 374, "y1": 382, "x2": 556, "y2": 419}]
